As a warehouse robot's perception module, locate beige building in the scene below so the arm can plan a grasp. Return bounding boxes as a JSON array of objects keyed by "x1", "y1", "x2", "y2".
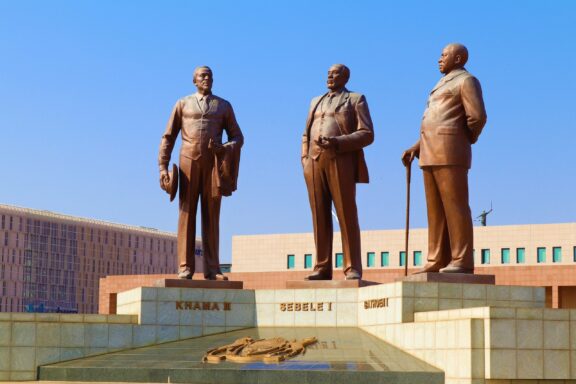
[{"x1": 232, "y1": 223, "x2": 576, "y2": 272}]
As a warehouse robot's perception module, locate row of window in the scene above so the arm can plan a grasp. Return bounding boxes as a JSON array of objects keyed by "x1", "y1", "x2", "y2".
[
  {"x1": 286, "y1": 251, "x2": 424, "y2": 269},
  {"x1": 480, "y1": 246, "x2": 569, "y2": 264},
  {"x1": 287, "y1": 246, "x2": 576, "y2": 269}
]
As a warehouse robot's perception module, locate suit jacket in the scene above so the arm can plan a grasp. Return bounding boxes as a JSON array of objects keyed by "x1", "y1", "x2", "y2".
[
  {"x1": 302, "y1": 88, "x2": 374, "y2": 183},
  {"x1": 158, "y1": 94, "x2": 243, "y2": 170},
  {"x1": 418, "y1": 68, "x2": 487, "y2": 168}
]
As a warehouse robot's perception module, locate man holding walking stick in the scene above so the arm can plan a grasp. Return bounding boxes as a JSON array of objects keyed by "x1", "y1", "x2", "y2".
[{"x1": 402, "y1": 43, "x2": 487, "y2": 274}]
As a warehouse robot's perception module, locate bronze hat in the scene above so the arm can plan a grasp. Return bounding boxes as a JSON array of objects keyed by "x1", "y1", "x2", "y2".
[{"x1": 167, "y1": 163, "x2": 179, "y2": 202}]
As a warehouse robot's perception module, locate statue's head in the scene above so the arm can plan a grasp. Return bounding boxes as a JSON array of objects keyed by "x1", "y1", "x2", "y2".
[
  {"x1": 193, "y1": 66, "x2": 213, "y2": 93},
  {"x1": 438, "y1": 43, "x2": 468, "y2": 74},
  {"x1": 327, "y1": 64, "x2": 350, "y2": 91}
]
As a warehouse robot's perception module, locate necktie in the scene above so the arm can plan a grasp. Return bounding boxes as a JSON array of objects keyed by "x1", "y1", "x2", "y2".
[{"x1": 202, "y1": 96, "x2": 210, "y2": 113}]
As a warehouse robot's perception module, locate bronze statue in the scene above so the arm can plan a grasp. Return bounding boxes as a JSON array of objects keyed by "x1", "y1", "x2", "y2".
[
  {"x1": 158, "y1": 66, "x2": 243, "y2": 280},
  {"x1": 302, "y1": 64, "x2": 374, "y2": 280},
  {"x1": 402, "y1": 43, "x2": 487, "y2": 274}
]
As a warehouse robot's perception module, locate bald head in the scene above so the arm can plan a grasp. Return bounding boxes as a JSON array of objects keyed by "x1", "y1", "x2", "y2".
[
  {"x1": 438, "y1": 43, "x2": 469, "y2": 74},
  {"x1": 327, "y1": 64, "x2": 350, "y2": 91}
]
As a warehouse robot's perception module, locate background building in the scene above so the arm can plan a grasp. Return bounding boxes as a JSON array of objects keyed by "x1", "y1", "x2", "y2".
[{"x1": 0, "y1": 204, "x2": 196, "y2": 314}]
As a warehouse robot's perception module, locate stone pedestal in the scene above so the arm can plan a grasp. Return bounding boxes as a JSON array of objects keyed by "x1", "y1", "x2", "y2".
[
  {"x1": 153, "y1": 279, "x2": 243, "y2": 289},
  {"x1": 285, "y1": 280, "x2": 379, "y2": 289},
  {"x1": 397, "y1": 272, "x2": 495, "y2": 284}
]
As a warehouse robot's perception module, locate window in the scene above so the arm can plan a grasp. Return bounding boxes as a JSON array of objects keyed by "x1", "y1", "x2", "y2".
[
  {"x1": 573, "y1": 246, "x2": 576, "y2": 262},
  {"x1": 304, "y1": 254, "x2": 312, "y2": 269},
  {"x1": 413, "y1": 251, "x2": 422, "y2": 266},
  {"x1": 287, "y1": 254, "x2": 295, "y2": 269},
  {"x1": 553, "y1": 247, "x2": 562, "y2": 263},
  {"x1": 367, "y1": 252, "x2": 375, "y2": 267},
  {"x1": 516, "y1": 248, "x2": 525, "y2": 263},
  {"x1": 481, "y1": 249, "x2": 490, "y2": 264},
  {"x1": 335, "y1": 253, "x2": 343, "y2": 268},
  {"x1": 501, "y1": 248, "x2": 510, "y2": 264},
  {"x1": 537, "y1": 247, "x2": 546, "y2": 263},
  {"x1": 399, "y1": 251, "x2": 406, "y2": 267},
  {"x1": 381, "y1": 252, "x2": 389, "y2": 267}
]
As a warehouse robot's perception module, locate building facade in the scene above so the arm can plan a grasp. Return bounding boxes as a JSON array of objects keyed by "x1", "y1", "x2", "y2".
[
  {"x1": 0, "y1": 204, "x2": 192, "y2": 314},
  {"x1": 232, "y1": 223, "x2": 576, "y2": 272}
]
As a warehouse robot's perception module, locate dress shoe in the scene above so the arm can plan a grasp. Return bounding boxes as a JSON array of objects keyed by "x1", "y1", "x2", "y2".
[
  {"x1": 413, "y1": 263, "x2": 442, "y2": 274},
  {"x1": 439, "y1": 265, "x2": 474, "y2": 274},
  {"x1": 178, "y1": 267, "x2": 192, "y2": 279},
  {"x1": 345, "y1": 270, "x2": 361, "y2": 280},
  {"x1": 207, "y1": 273, "x2": 229, "y2": 281},
  {"x1": 305, "y1": 271, "x2": 332, "y2": 281}
]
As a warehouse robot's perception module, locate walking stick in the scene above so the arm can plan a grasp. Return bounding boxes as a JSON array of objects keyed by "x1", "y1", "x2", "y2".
[{"x1": 404, "y1": 162, "x2": 412, "y2": 277}]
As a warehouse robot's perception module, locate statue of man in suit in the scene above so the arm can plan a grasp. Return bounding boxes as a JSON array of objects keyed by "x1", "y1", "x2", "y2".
[
  {"x1": 302, "y1": 64, "x2": 374, "y2": 280},
  {"x1": 402, "y1": 43, "x2": 487, "y2": 274},
  {"x1": 158, "y1": 66, "x2": 244, "y2": 280}
]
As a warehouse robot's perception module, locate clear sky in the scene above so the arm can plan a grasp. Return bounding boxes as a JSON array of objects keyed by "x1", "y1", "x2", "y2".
[{"x1": 1, "y1": 1, "x2": 574, "y2": 263}]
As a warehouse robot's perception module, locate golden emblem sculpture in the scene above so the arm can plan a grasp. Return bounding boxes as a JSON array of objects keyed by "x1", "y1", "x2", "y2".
[{"x1": 202, "y1": 336, "x2": 317, "y2": 364}]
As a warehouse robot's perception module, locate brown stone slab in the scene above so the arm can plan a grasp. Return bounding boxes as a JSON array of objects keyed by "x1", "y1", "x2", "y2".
[
  {"x1": 397, "y1": 272, "x2": 495, "y2": 284},
  {"x1": 285, "y1": 280, "x2": 379, "y2": 289},
  {"x1": 154, "y1": 279, "x2": 243, "y2": 289}
]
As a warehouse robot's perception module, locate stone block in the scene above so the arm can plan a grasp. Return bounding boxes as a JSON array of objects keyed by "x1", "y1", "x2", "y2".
[
  {"x1": 60, "y1": 324, "x2": 85, "y2": 347},
  {"x1": 83, "y1": 314, "x2": 108, "y2": 323},
  {"x1": 181, "y1": 288, "x2": 204, "y2": 301},
  {"x1": 179, "y1": 309, "x2": 203, "y2": 326},
  {"x1": 294, "y1": 289, "x2": 316, "y2": 303},
  {"x1": 462, "y1": 299, "x2": 486, "y2": 309},
  {"x1": 133, "y1": 325, "x2": 156, "y2": 346},
  {"x1": 10, "y1": 347, "x2": 35, "y2": 370},
  {"x1": 516, "y1": 349, "x2": 543, "y2": 379},
  {"x1": 60, "y1": 347, "x2": 84, "y2": 361},
  {"x1": 401, "y1": 298, "x2": 415, "y2": 322},
  {"x1": 84, "y1": 324, "x2": 109, "y2": 348},
  {"x1": 487, "y1": 286, "x2": 511, "y2": 301},
  {"x1": 543, "y1": 309, "x2": 569, "y2": 321},
  {"x1": 116, "y1": 288, "x2": 141, "y2": 306},
  {"x1": 35, "y1": 313, "x2": 60, "y2": 322},
  {"x1": 180, "y1": 326, "x2": 202, "y2": 339},
  {"x1": 0, "y1": 323, "x2": 10, "y2": 347},
  {"x1": 10, "y1": 314, "x2": 35, "y2": 322},
  {"x1": 487, "y1": 349, "x2": 516, "y2": 379},
  {"x1": 225, "y1": 289, "x2": 255, "y2": 304},
  {"x1": 544, "y1": 350, "x2": 570, "y2": 379},
  {"x1": 274, "y1": 306, "x2": 295, "y2": 326},
  {"x1": 414, "y1": 282, "x2": 439, "y2": 298},
  {"x1": 35, "y1": 346, "x2": 62, "y2": 366},
  {"x1": 439, "y1": 298, "x2": 462, "y2": 311},
  {"x1": 157, "y1": 301, "x2": 180, "y2": 325},
  {"x1": 438, "y1": 282, "x2": 463, "y2": 299},
  {"x1": 138, "y1": 301, "x2": 157, "y2": 325},
  {"x1": 293, "y1": 310, "x2": 315, "y2": 327},
  {"x1": 509, "y1": 286, "x2": 533, "y2": 302},
  {"x1": 226, "y1": 304, "x2": 256, "y2": 327},
  {"x1": 203, "y1": 326, "x2": 225, "y2": 336},
  {"x1": 157, "y1": 287, "x2": 181, "y2": 301},
  {"x1": 9, "y1": 371, "x2": 36, "y2": 381},
  {"x1": 471, "y1": 349, "x2": 485, "y2": 379},
  {"x1": 336, "y1": 288, "x2": 357, "y2": 303},
  {"x1": 156, "y1": 325, "x2": 179, "y2": 343},
  {"x1": 274, "y1": 289, "x2": 295, "y2": 303},
  {"x1": 490, "y1": 319, "x2": 516, "y2": 349},
  {"x1": 203, "y1": 308, "x2": 225, "y2": 327},
  {"x1": 203, "y1": 288, "x2": 227, "y2": 302},
  {"x1": 414, "y1": 297, "x2": 439, "y2": 313},
  {"x1": 543, "y1": 320, "x2": 569, "y2": 349},
  {"x1": 516, "y1": 308, "x2": 543, "y2": 320},
  {"x1": 12, "y1": 323, "x2": 36, "y2": 347},
  {"x1": 315, "y1": 288, "x2": 337, "y2": 302},
  {"x1": 516, "y1": 320, "x2": 543, "y2": 349},
  {"x1": 108, "y1": 324, "x2": 132, "y2": 349},
  {"x1": 533, "y1": 287, "x2": 546, "y2": 302},
  {"x1": 489, "y1": 307, "x2": 515, "y2": 319},
  {"x1": 59, "y1": 314, "x2": 84, "y2": 323},
  {"x1": 141, "y1": 287, "x2": 157, "y2": 301},
  {"x1": 0, "y1": 347, "x2": 9, "y2": 370},
  {"x1": 336, "y1": 303, "x2": 357, "y2": 327},
  {"x1": 254, "y1": 289, "x2": 275, "y2": 303},
  {"x1": 315, "y1": 305, "x2": 336, "y2": 327},
  {"x1": 471, "y1": 319, "x2": 484, "y2": 349},
  {"x1": 463, "y1": 284, "x2": 487, "y2": 300},
  {"x1": 255, "y1": 303, "x2": 275, "y2": 326}
]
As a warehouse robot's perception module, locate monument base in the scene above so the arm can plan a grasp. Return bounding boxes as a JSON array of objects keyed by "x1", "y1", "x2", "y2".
[
  {"x1": 285, "y1": 279, "x2": 379, "y2": 289},
  {"x1": 397, "y1": 272, "x2": 495, "y2": 284},
  {"x1": 154, "y1": 278, "x2": 244, "y2": 289}
]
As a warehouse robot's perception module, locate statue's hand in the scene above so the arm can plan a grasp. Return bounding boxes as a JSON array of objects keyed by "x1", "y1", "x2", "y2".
[
  {"x1": 159, "y1": 169, "x2": 170, "y2": 192},
  {"x1": 401, "y1": 148, "x2": 419, "y2": 167},
  {"x1": 316, "y1": 136, "x2": 338, "y2": 150}
]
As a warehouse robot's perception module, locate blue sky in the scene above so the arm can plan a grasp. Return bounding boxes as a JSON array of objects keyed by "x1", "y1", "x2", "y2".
[{"x1": 1, "y1": 1, "x2": 574, "y2": 262}]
